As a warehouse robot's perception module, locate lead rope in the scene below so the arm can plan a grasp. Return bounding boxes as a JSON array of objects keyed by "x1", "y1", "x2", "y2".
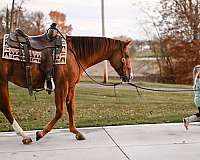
[
  {"x1": 50, "y1": 29, "x2": 198, "y2": 95},
  {"x1": 127, "y1": 82, "x2": 199, "y2": 93}
]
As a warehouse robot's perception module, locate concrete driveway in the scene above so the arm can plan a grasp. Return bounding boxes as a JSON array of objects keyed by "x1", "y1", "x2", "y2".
[{"x1": 0, "y1": 123, "x2": 200, "y2": 160}]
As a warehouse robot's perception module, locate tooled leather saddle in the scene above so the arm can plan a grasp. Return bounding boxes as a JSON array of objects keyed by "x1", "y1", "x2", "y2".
[
  {"x1": 7, "y1": 27, "x2": 62, "y2": 96},
  {"x1": 8, "y1": 29, "x2": 61, "y2": 51}
]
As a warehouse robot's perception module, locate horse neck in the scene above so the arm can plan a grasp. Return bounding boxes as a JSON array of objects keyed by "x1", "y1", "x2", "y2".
[
  {"x1": 80, "y1": 48, "x2": 111, "y2": 69},
  {"x1": 72, "y1": 37, "x2": 118, "y2": 69}
]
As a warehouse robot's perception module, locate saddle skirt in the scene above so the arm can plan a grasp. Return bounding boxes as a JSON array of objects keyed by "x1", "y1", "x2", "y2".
[{"x1": 2, "y1": 34, "x2": 67, "y2": 64}]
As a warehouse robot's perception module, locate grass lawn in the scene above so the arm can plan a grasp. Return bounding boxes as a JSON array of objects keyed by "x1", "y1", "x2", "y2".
[{"x1": 0, "y1": 82, "x2": 197, "y2": 132}]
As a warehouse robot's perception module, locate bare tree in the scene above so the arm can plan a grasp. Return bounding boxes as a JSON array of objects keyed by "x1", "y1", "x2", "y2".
[
  {"x1": 33, "y1": 11, "x2": 45, "y2": 34},
  {"x1": 23, "y1": 11, "x2": 45, "y2": 35},
  {"x1": 10, "y1": 0, "x2": 15, "y2": 32},
  {"x1": 158, "y1": 0, "x2": 200, "y2": 84},
  {"x1": 0, "y1": 1, "x2": 46, "y2": 35},
  {"x1": 0, "y1": 7, "x2": 9, "y2": 37},
  {"x1": 160, "y1": 0, "x2": 200, "y2": 41},
  {"x1": 5, "y1": 7, "x2": 10, "y2": 33},
  {"x1": 132, "y1": 3, "x2": 175, "y2": 82}
]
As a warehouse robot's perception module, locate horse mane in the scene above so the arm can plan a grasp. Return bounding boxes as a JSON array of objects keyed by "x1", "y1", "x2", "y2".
[{"x1": 69, "y1": 36, "x2": 122, "y2": 59}]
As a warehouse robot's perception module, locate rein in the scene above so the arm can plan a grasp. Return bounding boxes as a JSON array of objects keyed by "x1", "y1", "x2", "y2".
[{"x1": 119, "y1": 43, "x2": 128, "y2": 81}]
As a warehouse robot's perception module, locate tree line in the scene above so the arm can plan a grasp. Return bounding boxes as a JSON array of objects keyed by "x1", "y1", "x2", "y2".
[
  {"x1": 0, "y1": 1, "x2": 72, "y2": 38},
  {"x1": 138, "y1": 0, "x2": 200, "y2": 84}
]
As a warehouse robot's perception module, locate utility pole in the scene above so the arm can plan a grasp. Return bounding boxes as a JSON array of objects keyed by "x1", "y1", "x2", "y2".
[
  {"x1": 101, "y1": 0, "x2": 108, "y2": 83},
  {"x1": 10, "y1": 0, "x2": 15, "y2": 32}
]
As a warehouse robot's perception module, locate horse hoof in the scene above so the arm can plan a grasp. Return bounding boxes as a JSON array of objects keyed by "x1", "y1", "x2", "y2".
[
  {"x1": 36, "y1": 131, "x2": 43, "y2": 141},
  {"x1": 75, "y1": 132, "x2": 85, "y2": 140},
  {"x1": 22, "y1": 137, "x2": 32, "y2": 144}
]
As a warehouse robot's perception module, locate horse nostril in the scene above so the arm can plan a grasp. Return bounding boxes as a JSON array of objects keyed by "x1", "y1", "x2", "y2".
[
  {"x1": 120, "y1": 76, "x2": 127, "y2": 82},
  {"x1": 130, "y1": 72, "x2": 133, "y2": 80}
]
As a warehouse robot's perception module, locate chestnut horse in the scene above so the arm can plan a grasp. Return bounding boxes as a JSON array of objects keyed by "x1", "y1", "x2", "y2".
[{"x1": 0, "y1": 36, "x2": 133, "y2": 144}]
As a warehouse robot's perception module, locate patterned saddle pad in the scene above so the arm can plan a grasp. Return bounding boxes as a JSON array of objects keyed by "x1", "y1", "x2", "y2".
[{"x1": 2, "y1": 34, "x2": 67, "y2": 64}]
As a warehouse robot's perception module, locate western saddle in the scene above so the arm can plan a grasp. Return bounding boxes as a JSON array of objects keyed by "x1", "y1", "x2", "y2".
[{"x1": 7, "y1": 23, "x2": 62, "y2": 95}]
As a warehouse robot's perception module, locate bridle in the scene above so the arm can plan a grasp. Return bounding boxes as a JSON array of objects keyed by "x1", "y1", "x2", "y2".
[{"x1": 119, "y1": 43, "x2": 130, "y2": 82}]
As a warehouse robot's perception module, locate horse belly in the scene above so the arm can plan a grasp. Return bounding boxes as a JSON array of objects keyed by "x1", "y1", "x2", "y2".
[{"x1": 6, "y1": 61, "x2": 44, "y2": 89}]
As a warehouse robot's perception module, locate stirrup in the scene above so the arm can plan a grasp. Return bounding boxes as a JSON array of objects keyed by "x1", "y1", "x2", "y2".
[{"x1": 44, "y1": 78, "x2": 55, "y2": 91}]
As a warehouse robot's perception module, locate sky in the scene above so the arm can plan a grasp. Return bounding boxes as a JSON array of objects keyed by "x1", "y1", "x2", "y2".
[{"x1": 0, "y1": 0, "x2": 160, "y2": 40}]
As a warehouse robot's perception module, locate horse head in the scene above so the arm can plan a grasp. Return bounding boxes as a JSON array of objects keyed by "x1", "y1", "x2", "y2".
[{"x1": 109, "y1": 40, "x2": 133, "y2": 82}]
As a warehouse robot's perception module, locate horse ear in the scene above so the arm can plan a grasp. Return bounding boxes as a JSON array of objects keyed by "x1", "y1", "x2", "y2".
[{"x1": 124, "y1": 40, "x2": 132, "y2": 47}]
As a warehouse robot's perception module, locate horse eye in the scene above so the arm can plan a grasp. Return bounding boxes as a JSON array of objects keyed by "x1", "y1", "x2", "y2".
[{"x1": 122, "y1": 58, "x2": 125, "y2": 63}]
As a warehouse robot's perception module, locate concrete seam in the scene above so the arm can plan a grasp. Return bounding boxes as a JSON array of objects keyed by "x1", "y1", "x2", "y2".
[{"x1": 102, "y1": 126, "x2": 132, "y2": 160}]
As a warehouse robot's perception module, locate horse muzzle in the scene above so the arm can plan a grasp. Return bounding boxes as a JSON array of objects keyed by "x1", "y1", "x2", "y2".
[{"x1": 120, "y1": 72, "x2": 133, "y2": 82}]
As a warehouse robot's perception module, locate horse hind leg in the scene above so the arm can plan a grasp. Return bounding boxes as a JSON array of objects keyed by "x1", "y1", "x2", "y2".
[{"x1": 0, "y1": 83, "x2": 32, "y2": 144}]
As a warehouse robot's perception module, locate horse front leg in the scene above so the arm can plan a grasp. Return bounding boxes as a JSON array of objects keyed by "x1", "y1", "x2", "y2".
[
  {"x1": 36, "y1": 89, "x2": 66, "y2": 141},
  {"x1": 0, "y1": 82, "x2": 32, "y2": 144},
  {"x1": 66, "y1": 87, "x2": 85, "y2": 140}
]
